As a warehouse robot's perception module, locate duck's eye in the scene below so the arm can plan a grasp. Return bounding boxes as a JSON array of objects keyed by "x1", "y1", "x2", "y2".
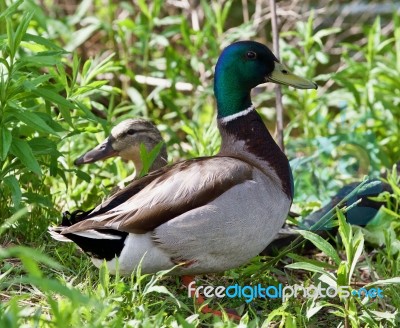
[
  {"x1": 282, "y1": 69, "x2": 288, "y2": 74},
  {"x1": 127, "y1": 129, "x2": 136, "y2": 135},
  {"x1": 246, "y1": 51, "x2": 257, "y2": 59}
]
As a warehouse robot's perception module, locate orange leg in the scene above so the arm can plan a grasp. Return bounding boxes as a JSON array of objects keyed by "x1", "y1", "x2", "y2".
[{"x1": 182, "y1": 275, "x2": 241, "y2": 321}]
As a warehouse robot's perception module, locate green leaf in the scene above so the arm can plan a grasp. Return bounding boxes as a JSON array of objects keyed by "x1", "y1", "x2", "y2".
[
  {"x1": 31, "y1": 87, "x2": 74, "y2": 125},
  {"x1": 75, "y1": 169, "x2": 92, "y2": 183},
  {"x1": 139, "y1": 142, "x2": 165, "y2": 177},
  {"x1": 285, "y1": 262, "x2": 336, "y2": 280},
  {"x1": 337, "y1": 262, "x2": 348, "y2": 286},
  {"x1": 99, "y1": 261, "x2": 110, "y2": 296},
  {"x1": 16, "y1": 73, "x2": 51, "y2": 89},
  {"x1": 20, "y1": 53, "x2": 62, "y2": 66},
  {"x1": 337, "y1": 208, "x2": 351, "y2": 257},
  {"x1": 137, "y1": 0, "x2": 151, "y2": 19},
  {"x1": 6, "y1": 18, "x2": 15, "y2": 57},
  {"x1": 73, "y1": 81, "x2": 109, "y2": 96},
  {"x1": 13, "y1": 11, "x2": 34, "y2": 54},
  {"x1": 23, "y1": 33, "x2": 66, "y2": 52},
  {"x1": 143, "y1": 285, "x2": 177, "y2": 298},
  {"x1": 29, "y1": 137, "x2": 62, "y2": 156},
  {"x1": 318, "y1": 273, "x2": 337, "y2": 287},
  {"x1": 65, "y1": 23, "x2": 100, "y2": 52},
  {"x1": 367, "y1": 311, "x2": 396, "y2": 321},
  {"x1": 314, "y1": 27, "x2": 341, "y2": 40},
  {"x1": 348, "y1": 229, "x2": 364, "y2": 281},
  {"x1": 3, "y1": 176, "x2": 22, "y2": 208},
  {"x1": 367, "y1": 17, "x2": 381, "y2": 63},
  {"x1": 306, "y1": 303, "x2": 324, "y2": 319},
  {"x1": 0, "y1": 208, "x2": 28, "y2": 236},
  {"x1": 334, "y1": 74, "x2": 361, "y2": 106},
  {"x1": 0, "y1": 246, "x2": 62, "y2": 270},
  {"x1": 357, "y1": 180, "x2": 382, "y2": 193},
  {"x1": 31, "y1": 87, "x2": 74, "y2": 109},
  {"x1": 21, "y1": 276, "x2": 91, "y2": 304},
  {"x1": 75, "y1": 101, "x2": 100, "y2": 122},
  {"x1": 81, "y1": 53, "x2": 118, "y2": 84},
  {"x1": 12, "y1": 110, "x2": 58, "y2": 135},
  {"x1": 81, "y1": 57, "x2": 92, "y2": 78},
  {"x1": 287, "y1": 253, "x2": 336, "y2": 270},
  {"x1": 10, "y1": 138, "x2": 41, "y2": 176},
  {"x1": 23, "y1": 192, "x2": 53, "y2": 207},
  {"x1": 0, "y1": 128, "x2": 12, "y2": 160},
  {"x1": 0, "y1": 0, "x2": 24, "y2": 20},
  {"x1": 297, "y1": 230, "x2": 341, "y2": 265},
  {"x1": 71, "y1": 52, "x2": 80, "y2": 90},
  {"x1": 366, "y1": 277, "x2": 400, "y2": 287},
  {"x1": 126, "y1": 87, "x2": 146, "y2": 113}
]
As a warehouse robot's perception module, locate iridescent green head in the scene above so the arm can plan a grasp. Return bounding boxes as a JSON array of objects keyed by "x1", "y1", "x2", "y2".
[{"x1": 214, "y1": 41, "x2": 317, "y2": 118}]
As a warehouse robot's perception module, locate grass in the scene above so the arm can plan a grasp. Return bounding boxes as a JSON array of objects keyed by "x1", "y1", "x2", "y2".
[{"x1": 1, "y1": 0, "x2": 400, "y2": 327}]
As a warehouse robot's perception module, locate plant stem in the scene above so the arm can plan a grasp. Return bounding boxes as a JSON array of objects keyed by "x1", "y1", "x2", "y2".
[{"x1": 269, "y1": 0, "x2": 284, "y2": 152}]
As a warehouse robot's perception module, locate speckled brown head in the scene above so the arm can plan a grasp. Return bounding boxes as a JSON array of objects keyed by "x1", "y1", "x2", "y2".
[{"x1": 75, "y1": 119, "x2": 167, "y2": 173}]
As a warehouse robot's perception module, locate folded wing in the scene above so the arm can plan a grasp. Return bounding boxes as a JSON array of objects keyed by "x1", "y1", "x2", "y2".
[{"x1": 61, "y1": 156, "x2": 253, "y2": 235}]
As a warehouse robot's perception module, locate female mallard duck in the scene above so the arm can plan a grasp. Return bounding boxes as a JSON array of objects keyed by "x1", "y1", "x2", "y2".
[
  {"x1": 51, "y1": 41, "x2": 317, "y2": 277},
  {"x1": 75, "y1": 118, "x2": 167, "y2": 175},
  {"x1": 60, "y1": 119, "x2": 167, "y2": 225}
]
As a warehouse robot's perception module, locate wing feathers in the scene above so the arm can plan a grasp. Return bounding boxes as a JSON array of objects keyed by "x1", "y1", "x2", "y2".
[{"x1": 61, "y1": 156, "x2": 253, "y2": 235}]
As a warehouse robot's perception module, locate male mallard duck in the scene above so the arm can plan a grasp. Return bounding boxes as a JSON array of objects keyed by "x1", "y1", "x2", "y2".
[
  {"x1": 75, "y1": 118, "x2": 167, "y2": 175},
  {"x1": 50, "y1": 40, "x2": 316, "y2": 300}
]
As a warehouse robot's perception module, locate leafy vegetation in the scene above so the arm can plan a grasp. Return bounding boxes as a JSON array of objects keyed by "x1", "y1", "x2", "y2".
[{"x1": 0, "y1": 0, "x2": 399, "y2": 327}]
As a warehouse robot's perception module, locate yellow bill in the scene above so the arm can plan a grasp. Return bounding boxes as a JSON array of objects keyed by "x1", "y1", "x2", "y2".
[{"x1": 266, "y1": 62, "x2": 318, "y2": 90}]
